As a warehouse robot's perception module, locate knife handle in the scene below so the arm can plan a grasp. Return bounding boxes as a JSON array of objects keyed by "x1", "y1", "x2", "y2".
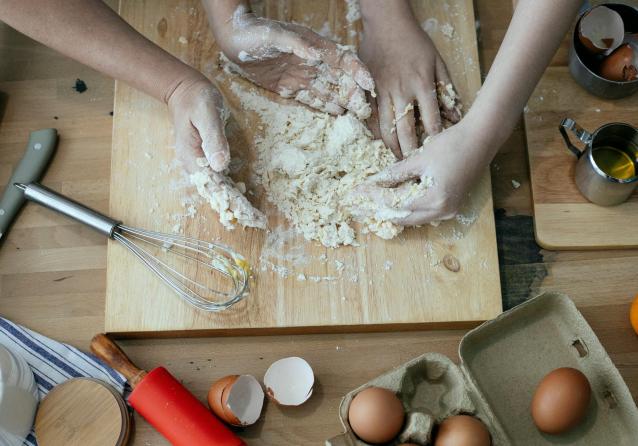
[
  {"x1": 90, "y1": 333, "x2": 148, "y2": 388},
  {"x1": 0, "y1": 129, "x2": 58, "y2": 241}
]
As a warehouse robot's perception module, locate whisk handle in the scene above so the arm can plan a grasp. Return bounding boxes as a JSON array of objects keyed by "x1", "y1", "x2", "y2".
[{"x1": 17, "y1": 183, "x2": 120, "y2": 237}]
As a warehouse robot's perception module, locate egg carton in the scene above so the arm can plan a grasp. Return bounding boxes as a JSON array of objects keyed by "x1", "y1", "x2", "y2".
[{"x1": 327, "y1": 292, "x2": 638, "y2": 445}]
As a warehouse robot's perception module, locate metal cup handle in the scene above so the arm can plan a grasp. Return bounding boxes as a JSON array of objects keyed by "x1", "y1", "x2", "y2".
[{"x1": 559, "y1": 118, "x2": 593, "y2": 158}]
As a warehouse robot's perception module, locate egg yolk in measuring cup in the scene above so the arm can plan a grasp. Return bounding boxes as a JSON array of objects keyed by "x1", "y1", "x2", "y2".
[{"x1": 592, "y1": 146, "x2": 636, "y2": 180}]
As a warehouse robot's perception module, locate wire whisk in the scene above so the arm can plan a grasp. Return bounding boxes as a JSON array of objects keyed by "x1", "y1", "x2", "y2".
[{"x1": 15, "y1": 183, "x2": 249, "y2": 312}]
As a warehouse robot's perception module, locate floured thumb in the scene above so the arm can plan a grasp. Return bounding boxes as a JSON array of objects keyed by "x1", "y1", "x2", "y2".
[{"x1": 196, "y1": 116, "x2": 231, "y2": 172}]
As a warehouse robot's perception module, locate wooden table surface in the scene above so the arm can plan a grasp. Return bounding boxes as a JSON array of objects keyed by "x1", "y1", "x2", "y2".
[{"x1": 1, "y1": 1, "x2": 637, "y2": 444}]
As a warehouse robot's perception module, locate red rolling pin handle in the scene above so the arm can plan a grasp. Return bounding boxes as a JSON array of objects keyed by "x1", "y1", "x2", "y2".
[
  {"x1": 91, "y1": 334, "x2": 245, "y2": 446},
  {"x1": 130, "y1": 367, "x2": 245, "y2": 446}
]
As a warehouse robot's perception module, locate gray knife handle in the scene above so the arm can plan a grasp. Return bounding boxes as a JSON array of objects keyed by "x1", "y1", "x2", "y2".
[
  {"x1": 20, "y1": 183, "x2": 121, "y2": 238},
  {"x1": 0, "y1": 129, "x2": 58, "y2": 241}
]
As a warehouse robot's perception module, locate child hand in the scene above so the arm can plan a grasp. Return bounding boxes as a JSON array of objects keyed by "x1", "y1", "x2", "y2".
[
  {"x1": 350, "y1": 122, "x2": 485, "y2": 226},
  {"x1": 359, "y1": 14, "x2": 460, "y2": 158}
]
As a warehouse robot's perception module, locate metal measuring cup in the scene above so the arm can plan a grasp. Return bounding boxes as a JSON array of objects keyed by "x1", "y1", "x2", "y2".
[{"x1": 559, "y1": 118, "x2": 638, "y2": 206}]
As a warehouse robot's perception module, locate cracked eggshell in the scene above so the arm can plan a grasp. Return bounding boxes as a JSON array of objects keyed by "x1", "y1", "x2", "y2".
[
  {"x1": 208, "y1": 374, "x2": 264, "y2": 426},
  {"x1": 263, "y1": 357, "x2": 314, "y2": 406},
  {"x1": 226, "y1": 375, "x2": 264, "y2": 426},
  {"x1": 208, "y1": 375, "x2": 238, "y2": 423},
  {"x1": 578, "y1": 6, "x2": 625, "y2": 55}
]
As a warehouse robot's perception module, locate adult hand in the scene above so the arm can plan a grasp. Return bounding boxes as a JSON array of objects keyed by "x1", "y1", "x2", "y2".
[
  {"x1": 167, "y1": 75, "x2": 231, "y2": 173},
  {"x1": 359, "y1": 3, "x2": 460, "y2": 158},
  {"x1": 167, "y1": 74, "x2": 267, "y2": 229},
  {"x1": 350, "y1": 121, "x2": 486, "y2": 226},
  {"x1": 210, "y1": 5, "x2": 375, "y2": 119}
]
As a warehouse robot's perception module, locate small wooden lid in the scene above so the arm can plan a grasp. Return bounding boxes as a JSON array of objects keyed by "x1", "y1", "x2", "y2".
[{"x1": 35, "y1": 378, "x2": 130, "y2": 446}]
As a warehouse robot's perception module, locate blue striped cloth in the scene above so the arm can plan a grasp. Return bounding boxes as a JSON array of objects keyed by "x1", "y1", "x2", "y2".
[{"x1": 0, "y1": 317, "x2": 127, "y2": 446}]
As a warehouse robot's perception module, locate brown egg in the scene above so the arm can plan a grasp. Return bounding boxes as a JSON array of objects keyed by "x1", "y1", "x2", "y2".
[
  {"x1": 531, "y1": 367, "x2": 591, "y2": 435},
  {"x1": 434, "y1": 415, "x2": 491, "y2": 446},
  {"x1": 348, "y1": 387, "x2": 405, "y2": 444},
  {"x1": 600, "y1": 44, "x2": 638, "y2": 82}
]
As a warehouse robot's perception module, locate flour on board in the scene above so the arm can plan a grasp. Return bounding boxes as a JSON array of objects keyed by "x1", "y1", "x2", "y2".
[
  {"x1": 192, "y1": 61, "x2": 462, "y2": 247},
  {"x1": 190, "y1": 158, "x2": 267, "y2": 230},
  {"x1": 228, "y1": 81, "x2": 417, "y2": 247},
  {"x1": 345, "y1": 0, "x2": 361, "y2": 24}
]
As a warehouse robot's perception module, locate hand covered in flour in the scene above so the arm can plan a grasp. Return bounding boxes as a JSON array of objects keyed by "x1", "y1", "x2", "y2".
[
  {"x1": 204, "y1": 1, "x2": 375, "y2": 119},
  {"x1": 167, "y1": 75, "x2": 231, "y2": 173},
  {"x1": 350, "y1": 121, "x2": 487, "y2": 226},
  {"x1": 359, "y1": 0, "x2": 460, "y2": 158}
]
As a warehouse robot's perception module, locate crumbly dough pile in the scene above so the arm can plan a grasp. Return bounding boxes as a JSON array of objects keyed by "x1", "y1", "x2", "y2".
[
  {"x1": 191, "y1": 70, "x2": 461, "y2": 248},
  {"x1": 190, "y1": 166, "x2": 268, "y2": 229},
  {"x1": 190, "y1": 160, "x2": 267, "y2": 230},
  {"x1": 231, "y1": 82, "x2": 406, "y2": 247}
]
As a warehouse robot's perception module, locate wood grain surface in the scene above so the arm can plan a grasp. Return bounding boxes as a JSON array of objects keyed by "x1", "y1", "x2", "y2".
[
  {"x1": 1, "y1": 1, "x2": 638, "y2": 445},
  {"x1": 105, "y1": 0, "x2": 502, "y2": 335},
  {"x1": 525, "y1": 11, "x2": 638, "y2": 250},
  {"x1": 35, "y1": 378, "x2": 130, "y2": 446}
]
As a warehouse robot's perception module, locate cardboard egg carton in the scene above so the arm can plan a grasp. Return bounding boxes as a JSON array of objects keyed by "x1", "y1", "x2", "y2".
[{"x1": 327, "y1": 292, "x2": 638, "y2": 445}]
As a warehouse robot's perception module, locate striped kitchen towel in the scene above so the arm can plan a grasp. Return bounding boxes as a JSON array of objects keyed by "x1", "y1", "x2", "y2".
[{"x1": 0, "y1": 317, "x2": 128, "y2": 446}]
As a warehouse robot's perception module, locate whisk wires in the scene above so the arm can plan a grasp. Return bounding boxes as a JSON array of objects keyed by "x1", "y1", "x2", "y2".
[{"x1": 113, "y1": 225, "x2": 249, "y2": 311}]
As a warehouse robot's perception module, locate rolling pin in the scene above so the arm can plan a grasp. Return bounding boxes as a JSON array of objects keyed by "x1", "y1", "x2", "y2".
[{"x1": 90, "y1": 334, "x2": 245, "y2": 446}]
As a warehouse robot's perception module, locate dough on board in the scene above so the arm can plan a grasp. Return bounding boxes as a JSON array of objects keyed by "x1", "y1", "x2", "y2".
[{"x1": 190, "y1": 61, "x2": 461, "y2": 248}]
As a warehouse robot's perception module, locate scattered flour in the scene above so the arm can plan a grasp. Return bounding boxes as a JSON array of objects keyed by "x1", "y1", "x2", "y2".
[
  {"x1": 228, "y1": 82, "x2": 421, "y2": 248},
  {"x1": 259, "y1": 226, "x2": 310, "y2": 270},
  {"x1": 345, "y1": 0, "x2": 361, "y2": 24},
  {"x1": 257, "y1": 226, "x2": 356, "y2": 282},
  {"x1": 440, "y1": 23, "x2": 455, "y2": 39},
  {"x1": 455, "y1": 212, "x2": 477, "y2": 226}
]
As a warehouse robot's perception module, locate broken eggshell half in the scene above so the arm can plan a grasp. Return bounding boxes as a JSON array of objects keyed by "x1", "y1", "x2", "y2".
[
  {"x1": 578, "y1": 5, "x2": 625, "y2": 55},
  {"x1": 208, "y1": 374, "x2": 264, "y2": 426},
  {"x1": 263, "y1": 356, "x2": 315, "y2": 406}
]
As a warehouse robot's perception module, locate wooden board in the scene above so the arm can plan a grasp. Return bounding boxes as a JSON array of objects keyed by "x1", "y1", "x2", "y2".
[
  {"x1": 105, "y1": 0, "x2": 501, "y2": 335},
  {"x1": 5, "y1": 3, "x2": 638, "y2": 445},
  {"x1": 525, "y1": 67, "x2": 638, "y2": 250}
]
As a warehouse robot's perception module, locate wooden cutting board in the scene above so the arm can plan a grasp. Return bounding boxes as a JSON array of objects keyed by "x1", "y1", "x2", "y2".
[
  {"x1": 525, "y1": 67, "x2": 638, "y2": 250},
  {"x1": 105, "y1": 0, "x2": 501, "y2": 335}
]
